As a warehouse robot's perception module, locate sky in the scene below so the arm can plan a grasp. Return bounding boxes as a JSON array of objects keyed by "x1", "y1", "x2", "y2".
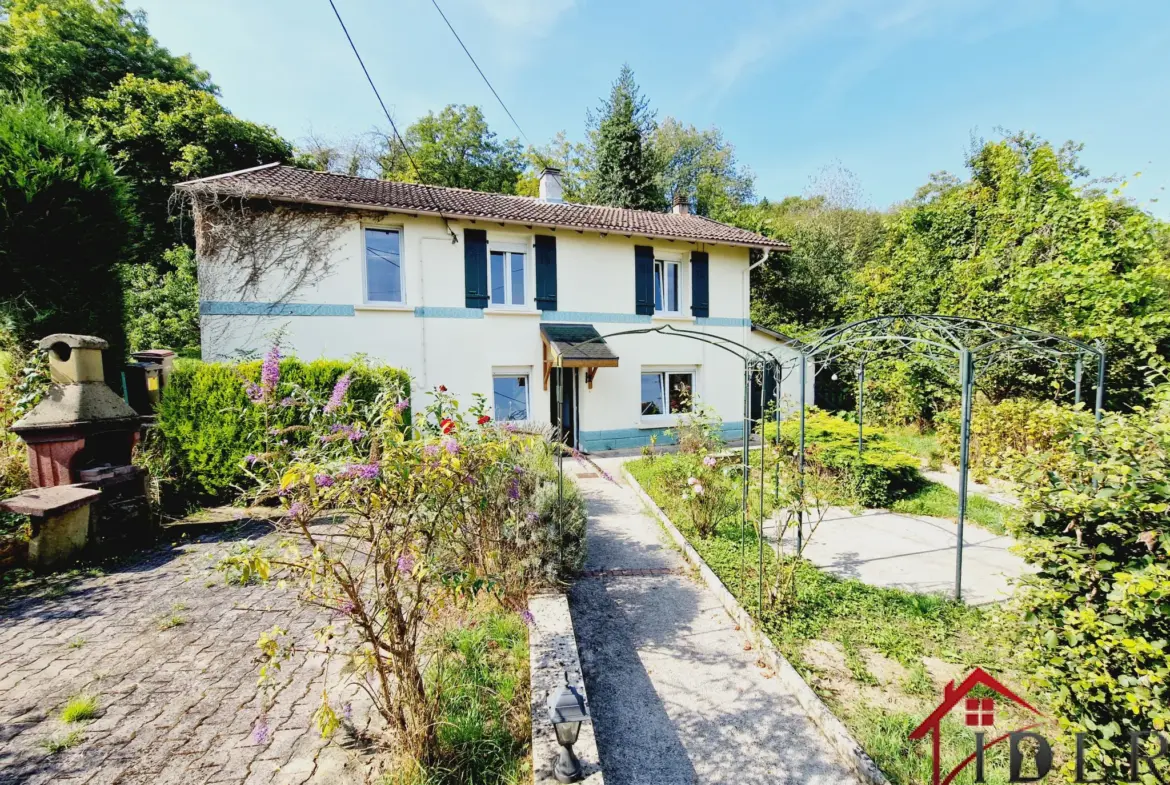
[{"x1": 132, "y1": 0, "x2": 1170, "y2": 216}]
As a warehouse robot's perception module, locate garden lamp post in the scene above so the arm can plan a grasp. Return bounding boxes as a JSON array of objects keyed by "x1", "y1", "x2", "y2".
[{"x1": 547, "y1": 677, "x2": 589, "y2": 783}]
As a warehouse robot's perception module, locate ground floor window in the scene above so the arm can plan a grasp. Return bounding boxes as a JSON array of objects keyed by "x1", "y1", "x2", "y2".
[
  {"x1": 640, "y1": 370, "x2": 694, "y2": 416},
  {"x1": 492, "y1": 374, "x2": 529, "y2": 420}
]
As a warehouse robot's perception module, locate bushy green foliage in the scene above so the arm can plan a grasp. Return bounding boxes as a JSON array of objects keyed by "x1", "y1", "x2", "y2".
[
  {"x1": 1004, "y1": 382, "x2": 1170, "y2": 781},
  {"x1": 0, "y1": 0, "x2": 213, "y2": 114},
  {"x1": 122, "y1": 244, "x2": 199, "y2": 355},
  {"x1": 586, "y1": 65, "x2": 660, "y2": 210},
  {"x1": 937, "y1": 396, "x2": 1094, "y2": 483},
  {"x1": 156, "y1": 355, "x2": 409, "y2": 505},
  {"x1": 767, "y1": 410, "x2": 922, "y2": 508},
  {"x1": 0, "y1": 91, "x2": 132, "y2": 373}
]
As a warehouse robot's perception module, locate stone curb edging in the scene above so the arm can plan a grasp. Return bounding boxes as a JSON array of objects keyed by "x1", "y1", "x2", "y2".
[
  {"x1": 528, "y1": 592, "x2": 605, "y2": 785},
  {"x1": 621, "y1": 466, "x2": 890, "y2": 785}
]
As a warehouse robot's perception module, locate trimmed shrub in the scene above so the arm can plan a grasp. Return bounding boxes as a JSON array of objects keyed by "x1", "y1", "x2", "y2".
[
  {"x1": 937, "y1": 397, "x2": 1093, "y2": 482},
  {"x1": 766, "y1": 409, "x2": 922, "y2": 508},
  {"x1": 1003, "y1": 383, "x2": 1169, "y2": 781},
  {"x1": 156, "y1": 356, "x2": 409, "y2": 505}
]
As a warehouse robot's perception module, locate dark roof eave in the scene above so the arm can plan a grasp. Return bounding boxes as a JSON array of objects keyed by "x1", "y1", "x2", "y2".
[{"x1": 176, "y1": 185, "x2": 790, "y2": 251}]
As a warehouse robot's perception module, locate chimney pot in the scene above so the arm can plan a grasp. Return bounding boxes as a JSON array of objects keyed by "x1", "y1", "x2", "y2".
[
  {"x1": 671, "y1": 192, "x2": 691, "y2": 215},
  {"x1": 539, "y1": 167, "x2": 564, "y2": 203}
]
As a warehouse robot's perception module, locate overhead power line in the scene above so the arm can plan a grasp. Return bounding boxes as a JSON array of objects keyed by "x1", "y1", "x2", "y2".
[
  {"x1": 428, "y1": 0, "x2": 552, "y2": 169},
  {"x1": 326, "y1": 0, "x2": 457, "y2": 237}
]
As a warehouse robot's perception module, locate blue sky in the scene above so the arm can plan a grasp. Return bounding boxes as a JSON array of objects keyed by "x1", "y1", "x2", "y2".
[{"x1": 134, "y1": 0, "x2": 1169, "y2": 216}]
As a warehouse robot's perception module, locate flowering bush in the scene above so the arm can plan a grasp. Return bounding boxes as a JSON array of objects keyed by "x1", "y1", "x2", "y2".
[{"x1": 240, "y1": 365, "x2": 585, "y2": 764}]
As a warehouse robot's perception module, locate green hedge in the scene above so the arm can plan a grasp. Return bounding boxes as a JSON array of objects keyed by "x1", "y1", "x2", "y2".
[
  {"x1": 156, "y1": 357, "x2": 409, "y2": 505},
  {"x1": 765, "y1": 409, "x2": 922, "y2": 508}
]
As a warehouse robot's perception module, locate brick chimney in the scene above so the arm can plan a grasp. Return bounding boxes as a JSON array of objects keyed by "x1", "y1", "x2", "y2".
[
  {"x1": 671, "y1": 191, "x2": 691, "y2": 215},
  {"x1": 538, "y1": 167, "x2": 564, "y2": 203}
]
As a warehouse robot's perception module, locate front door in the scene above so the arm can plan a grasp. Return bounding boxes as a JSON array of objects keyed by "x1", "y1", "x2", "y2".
[{"x1": 549, "y1": 367, "x2": 578, "y2": 448}]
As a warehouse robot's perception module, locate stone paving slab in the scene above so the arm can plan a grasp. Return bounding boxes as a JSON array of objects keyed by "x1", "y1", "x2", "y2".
[
  {"x1": 568, "y1": 459, "x2": 858, "y2": 785},
  {"x1": 0, "y1": 521, "x2": 376, "y2": 785}
]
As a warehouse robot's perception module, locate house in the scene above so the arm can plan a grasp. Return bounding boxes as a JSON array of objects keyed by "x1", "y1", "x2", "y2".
[{"x1": 178, "y1": 164, "x2": 808, "y2": 452}]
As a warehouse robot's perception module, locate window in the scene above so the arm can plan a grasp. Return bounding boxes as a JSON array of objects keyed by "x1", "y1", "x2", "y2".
[
  {"x1": 490, "y1": 249, "x2": 527, "y2": 307},
  {"x1": 364, "y1": 228, "x2": 403, "y2": 303},
  {"x1": 640, "y1": 371, "x2": 694, "y2": 416},
  {"x1": 654, "y1": 260, "x2": 680, "y2": 313},
  {"x1": 965, "y1": 698, "x2": 995, "y2": 727},
  {"x1": 493, "y1": 374, "x2": 529, "y2": 421}
]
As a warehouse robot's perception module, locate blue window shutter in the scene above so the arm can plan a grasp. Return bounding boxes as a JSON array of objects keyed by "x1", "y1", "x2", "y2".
[
  {"x1": 690, "y1": 251, "x2": 709, "y2": 317},
  {"x1": 534, "y1": 235, "x2": 557, "y2": 311},
  {"x1": 464, "y1": 229, "x2": 488, "y2": 308},
  {"x1": 634, "y1": 245, "x2": 654, "y2": 315}
]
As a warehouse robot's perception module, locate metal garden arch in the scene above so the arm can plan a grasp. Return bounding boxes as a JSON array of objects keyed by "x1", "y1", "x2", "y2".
[
  {"x1": 762, "y1": 314, "x2": 1107, "y2": 601},
  {"x1": 550, "y1": 323, "x2": 798, "y2": 615}
]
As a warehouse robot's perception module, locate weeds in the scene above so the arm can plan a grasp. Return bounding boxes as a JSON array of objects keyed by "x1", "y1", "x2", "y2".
[
  {"x1": 41, "y1": 729, "x2": 83, "y2": 754},
  {"x1": 60, "y1": 694, "x2": 98, "y2": 723},
  {"x1": 891, "y1": 481, "x2": 1010, "y2": 535}
]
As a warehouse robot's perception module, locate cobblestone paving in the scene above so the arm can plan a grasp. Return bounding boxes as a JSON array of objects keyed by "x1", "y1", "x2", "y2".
[{"x1": 0, "y1": 521, "x2": 376, "y2": 785}]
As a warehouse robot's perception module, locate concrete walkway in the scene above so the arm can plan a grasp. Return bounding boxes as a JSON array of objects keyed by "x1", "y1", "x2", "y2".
[
  {"x1": 567, "y1": 460, "x2": 857, "y2": 785},
  {"x1": 774, "y1": 507, "x2": 1031, "y2": 605}
]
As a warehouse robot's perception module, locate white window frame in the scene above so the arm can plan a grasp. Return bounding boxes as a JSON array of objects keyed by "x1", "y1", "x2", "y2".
[
  {"x1": 491, "y1": 369, "x2": 531, "y2": 422},
  {"x1": 639, "y1": 367, "x2": 697, "y2": 424},
  {"x1": 653, "y1": 257, "x2": 683, "y2": 315},
  {"x1": 487, "y1": 241, "x2": 530, "y2": 310},
  {"x1": 361, "y1": 224, "x2": 406, "y2": 305}
]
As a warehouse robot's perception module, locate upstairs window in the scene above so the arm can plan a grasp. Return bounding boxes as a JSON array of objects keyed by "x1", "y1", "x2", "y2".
[
  {"x1": 654, "y1": 260, "x2": 680, "y2": 313},
  {"x1": 490, "y1": 248, "x2": 527, "y2": 307},
  {"x1": 640, "y1": 370, "x2": 695, "y2": 416},
  {"x1": 364, "y1": 228, "x2": 403, "y2": 303}
]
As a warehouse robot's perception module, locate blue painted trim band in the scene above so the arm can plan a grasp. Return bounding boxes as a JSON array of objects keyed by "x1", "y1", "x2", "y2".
[
  {"x1": 200, "y1": 301, "x2": 355, "y2": 317},
  {"x1": 695, "y1": 317, "x2": 750, "y2": 327},
  {"x1": 413, "y1": 306, "x2": 485, "y2": 319},
  {"x1": 579, "y1": 422, "x2": 744, "y2": 452},
  {"x1": 541, "y1": 311, "x2": 652, "y2": 324}
]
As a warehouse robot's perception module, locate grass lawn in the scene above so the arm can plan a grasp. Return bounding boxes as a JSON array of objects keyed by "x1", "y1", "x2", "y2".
[
  {"x1": 891, "y1": 481, "x2": 1012, "y2": 535},
  {"x1": 884, "y1": 425, "x2": 943, "y2": 467},
  {"x1": 627, "y1": 455, "x2": 1063, "y2": 785}
]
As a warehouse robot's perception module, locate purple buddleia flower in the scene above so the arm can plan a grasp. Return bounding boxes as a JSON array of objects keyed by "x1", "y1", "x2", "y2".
[
  {"x1": 251, "y1": 715, "x2": 270, "y2": 745},
  {"x1": 525, "y1": 511, "x2": 540, "y2": 524},
  {"x1": 315, "y1": 473, "x2": 335, "y2": 487},
  {"x1": 600, "y1": 469, "x2": 615, "y2": 484},
  {"x1": 502, "y1": 422, "x2": 517, "y2": 432},
  {"x1": 508, "y1": 478, "x2": 520, "y2": 500},
  {"x1": 324, "y1": 372, "x2": 352, "y2": 414},
  {"x1": 520, "y1": 609, "x2": 535, "y2": 627},
  {"x1": 287, "y1": 501, "x2": 306, "y2": 518},
  {"x1": 338, "y1": 599, "x2": 356, "y2": 615},
  {"x1": 245, "y1": 382, "x2": 264, "y2": 403},
  {"x1": 342, "y1": 702, "x2": 353, "y2": 722},
  {"x1": 261, "y1": 346, "x2": 281, "y2": 392},
  {"x1": 397, "y1": 553, "x2": 415, "y2": 574},
  {"x1": 423, "y1": 444, "x2": 440, "y2": 458},
  {"x1": 340, "y1": 462, "x2": 379, "y2": 480},
  {"x1": 444, "y1": 439, "x2": 459, "y2": 455},
  {"x1": 394, "y1": 399, "x2": 410, "y2": 413},
  {"x1": 703, "y1": 455, "x2": 717, "y2": 468},
  {"x1": 280, "y1": 396, "x2": 295, "y2": 408},
  {"x1": 244, "y1": 454, "x2": 260, "y2": 465}
]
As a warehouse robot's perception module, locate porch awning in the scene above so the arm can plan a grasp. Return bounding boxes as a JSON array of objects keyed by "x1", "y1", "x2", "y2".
[{"x1": 540, "y1": 323, "x2": 618, "y2": 390}]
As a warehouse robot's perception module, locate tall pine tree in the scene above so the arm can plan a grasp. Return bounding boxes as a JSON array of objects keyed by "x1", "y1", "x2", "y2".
[{"x1": 587, "y1": 65, "x2": 662, "y2": 210}]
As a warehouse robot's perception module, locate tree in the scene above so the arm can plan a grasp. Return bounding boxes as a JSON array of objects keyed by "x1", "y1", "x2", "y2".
[
  {"x1": 515, "y1": 131, "x2": 590, "y2": 201},
  {"x1": 296, "y1": 130, "x2": 381, "y2": 179},
  {"x1": 123, "y1": 244, "x2": 199, "y2": 355},
  {"x1": 846, "y1": 133, "x2": 1170, "y2": 408},
  {"x1": 0, "y1": 91, "x2": 133, "y2": 370},
  {"x1": 85, "y1": 75, "x2": 294, "y2": 257},
  {"x1": 379, "y1": 104, "x2": 523, "y2": 193},
  {"x1": 586, "y1": 65, "x2": 661, "y2": 210},
  {"x1": 653, "y1": 118, "x2": 754, "y2": 218},
  {"x1": 0, "y1": 0, "x2": 213, "y2": 114}
]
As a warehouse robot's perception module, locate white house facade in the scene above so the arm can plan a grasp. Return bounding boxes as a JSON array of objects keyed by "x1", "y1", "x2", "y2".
[{"x1": 181, "y1": 164, "x2": 808, "y2": 452}]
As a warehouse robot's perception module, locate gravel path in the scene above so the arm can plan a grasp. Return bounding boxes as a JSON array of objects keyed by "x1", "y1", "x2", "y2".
[{"x1": 567, "y1": 460, "x2": 857, "y2": 785}]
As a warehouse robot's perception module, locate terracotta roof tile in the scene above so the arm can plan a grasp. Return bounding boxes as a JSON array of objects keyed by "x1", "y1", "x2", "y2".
[{"x1": 177, "y1": 164, "x2": 787, "y2": 249}]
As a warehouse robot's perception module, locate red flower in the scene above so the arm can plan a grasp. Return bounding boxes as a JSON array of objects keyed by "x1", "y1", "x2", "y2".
[
  {"x1": 477, "y1": 415, "x2": 491, "y2": 425},
  {"x1": 438, "y1": 385, "x2": 447, "y2": 392},
  {"x1": 440, "y1": 418, "x2": 456, "y2": 434}
]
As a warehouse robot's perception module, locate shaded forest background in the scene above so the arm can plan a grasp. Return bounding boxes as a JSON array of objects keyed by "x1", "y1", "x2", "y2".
[{"x1": 0, "y1": 0, "x2": 1167, "y2": 423}]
